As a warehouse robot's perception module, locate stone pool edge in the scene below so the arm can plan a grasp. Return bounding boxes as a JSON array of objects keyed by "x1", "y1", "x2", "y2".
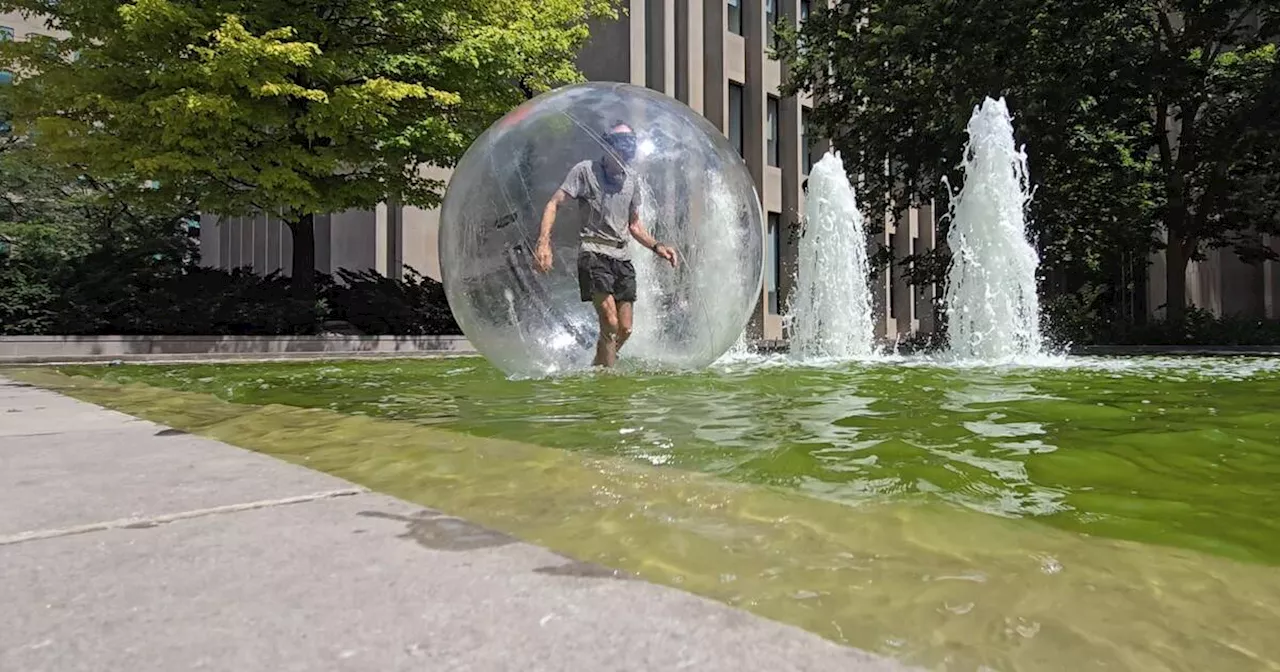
[
  {"x1": 12, "y1": 369, "x2": 1280, "y2": 671},
  {"x1": 5, "y1": 368, "x2": 929, "y2": 669},
  {"x1": 0, "y1": 334, "x2": 476, "y2": 365},
  {"x1": 0, "y1": 372, "x2": 913, "y2": 671}
]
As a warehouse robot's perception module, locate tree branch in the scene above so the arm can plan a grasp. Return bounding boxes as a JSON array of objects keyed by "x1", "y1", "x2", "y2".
[
  {"x1": 1156, "y1": 7, "x2": 1179, "y2": 48},
  {"x1": 1207, "y1": 8, "x2": 1256, "y2": 63},
  {"x1": 1155, "y1": 102, "x2": 1173, "y2": 169}
]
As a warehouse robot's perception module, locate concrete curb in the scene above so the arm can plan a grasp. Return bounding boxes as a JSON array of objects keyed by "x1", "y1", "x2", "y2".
[
  {"x1": 0, "y1": 377, "x2": 912, "y2": 671},
  {"x1": 750, "y1": 341, "x2": 1280, "y2": 357},
  {"x1": 6, "y1": 334, "x2": 1279, "y2": 365},
  {"x1": 0, "y1": 334, "x2": 476, "y2": 364},
  {"x1": 1069, "y1": 345, "x2": 1280, "y2": 356}
]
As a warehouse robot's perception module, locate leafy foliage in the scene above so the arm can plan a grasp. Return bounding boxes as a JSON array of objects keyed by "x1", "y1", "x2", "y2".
[
  {"x1": 0, "y1": 232, "x2": 60, "y2": 333},
  {"x1": 0, "y1": 128, "x2": 205, "y2": 333},
  {"x1": 0, "y1": 132, "x2": 458, "y2": 336},
  {"x1": 0, "y1": 0, "x2": 615, "y2": 295},
  {"x1": 779, "y1": 0, "x2": 1280, "y2": 323},
  {"x1": 323, "y1": 267, "x2": 461, "y2": 336},
  {"x1": 1040, "y1": 282, "x2": 1109, "y2": 348},
  {"x1": 1099, "y1": 308, "x2": 1280, "y2": 347},
  {"x1": 1, "y1": 247, "x2": 462, "y2": 335}
]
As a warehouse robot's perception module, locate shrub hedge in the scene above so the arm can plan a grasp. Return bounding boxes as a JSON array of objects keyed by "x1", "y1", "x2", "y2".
[{"x1": 0, "y1": 248, "x2": 461, "y2": 336}]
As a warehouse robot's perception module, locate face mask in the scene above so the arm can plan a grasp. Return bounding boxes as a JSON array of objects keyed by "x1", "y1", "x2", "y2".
[{"x1": 605, "y1": 131, "x2": 637, "y2": 163}]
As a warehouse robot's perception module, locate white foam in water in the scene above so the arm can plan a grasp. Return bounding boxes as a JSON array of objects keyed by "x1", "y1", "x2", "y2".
[
  {"x1": 711, "y1": 331, "x2": 756, "y2": 366},
  {"x1": 788, "y1": 151, "x2": 877, "y2": 360},
  {"x1": 943, "y1": 97, "x2": 1044, "y2": 361}
]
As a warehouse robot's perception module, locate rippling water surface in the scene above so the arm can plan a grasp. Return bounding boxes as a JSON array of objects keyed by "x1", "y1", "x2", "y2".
[
  {"x1": 69, "y1": 354, "x2": 1280, "y2": 563},
  {"x1": 57, "y1": 354, "x2": 1280, "y2": 671}
]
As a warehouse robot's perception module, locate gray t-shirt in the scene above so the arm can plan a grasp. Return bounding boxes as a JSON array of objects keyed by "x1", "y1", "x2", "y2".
[{"x1": 558, "y1": 159, "x2": 643, "y2": 260}]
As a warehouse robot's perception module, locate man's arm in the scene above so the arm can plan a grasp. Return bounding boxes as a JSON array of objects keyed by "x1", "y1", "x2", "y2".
[
  {"x1": 537, "y1": 188, "x2": 571, "y2": 246},
  {"x1": 627, "y1": 206, "x2": 657, "y2": 249},
  {"x1": 533, "y1": 165, "x2": 585, "y2": 272},
  {"x1": 629, "y1": 207, "x2": 678, "y2": 268},
  {"x1": 532, "y1": 189, "x2": 569, "y2": 273}
]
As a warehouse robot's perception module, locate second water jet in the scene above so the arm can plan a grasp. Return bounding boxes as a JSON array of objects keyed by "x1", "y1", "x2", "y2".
[
  {"x1": 943, "y1": 97, "x2": 1044, "y2": 360},
  {"x1": 788, "y1": 151, "x2": 877, "y2": 360}
]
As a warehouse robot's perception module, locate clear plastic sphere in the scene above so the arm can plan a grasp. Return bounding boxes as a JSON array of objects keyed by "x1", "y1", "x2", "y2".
[{"x1": 439, "y1": 82, "x2": 764, "y2": 376}]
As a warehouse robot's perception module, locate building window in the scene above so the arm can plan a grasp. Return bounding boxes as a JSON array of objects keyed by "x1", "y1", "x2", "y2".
[
  {"x1": 801, "y1": 108, "x2": 813, "y2": 174},
  {"x1": 767, "y1": 213, "x2": 781, "y2": 314},
  {"x1": 800, "y1": 0, "x2": 811, "y2": 21},
  {"x1": 765, "y1": 0, "x2": 777, "y2": 49},
  {"x1": 728, "y1": 82, "x2": 744, "y2": 156},
  {"x1": 766, "y1": 96, "x2": 779, "y2": 167},
  {"x1": 727, "y1": 0, "x2": 742, "y2": 35}
]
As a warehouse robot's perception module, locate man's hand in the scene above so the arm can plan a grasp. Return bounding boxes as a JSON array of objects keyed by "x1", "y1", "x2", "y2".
[
  {"x1": 533, "y1": 240, "x2": 553, "y2": 273},
  {"x1": 655, "y1": 243, "x2": 678, "y2": 268}
]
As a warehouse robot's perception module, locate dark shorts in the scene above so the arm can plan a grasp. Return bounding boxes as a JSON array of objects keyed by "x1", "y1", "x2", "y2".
[{"x1": 577, "y1": 251, "x2": 637, "y2": 303}]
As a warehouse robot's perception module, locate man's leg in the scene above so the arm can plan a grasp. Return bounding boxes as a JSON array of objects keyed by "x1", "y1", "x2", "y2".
[
  {"x1": 615, "y1": 301, "x2": 634, "y2": 352},
  {"x1": 580, "y1": 251, "x2": 619, "y2": 367},
  {"x1": 591, "y1": 293, "x2": 620, "y2": 367},
  {"x1": 612, "y1": 257, "x2": 637, "y2": 355}
]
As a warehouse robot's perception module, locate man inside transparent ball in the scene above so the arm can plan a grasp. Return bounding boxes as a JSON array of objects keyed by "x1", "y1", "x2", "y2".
[{"x1": 532, "y1": 121, "x2": 680, "y2": 368}]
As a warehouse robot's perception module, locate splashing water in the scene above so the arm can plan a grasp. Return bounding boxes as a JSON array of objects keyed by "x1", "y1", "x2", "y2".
[
  {"x1": 943, "y1": 98, "x2": 1043, "y2": 360},
  {"x1": 712, "y1": 330, "x2": 753, "y2": 365},
  {"x1": 788, "y1": 151, "x2": 877, "y2": 359},
  {"x1": 631, "y1": 167, "x2": 753, "y2": 367}
]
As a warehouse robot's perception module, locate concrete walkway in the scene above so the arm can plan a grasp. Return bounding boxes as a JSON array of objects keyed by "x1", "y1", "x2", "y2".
[{"x1": 0, "y1": 377, "x2": 907, "y2": 672}]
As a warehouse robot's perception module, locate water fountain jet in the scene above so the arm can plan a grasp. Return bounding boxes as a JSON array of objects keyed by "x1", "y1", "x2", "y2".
[
  {"x1": 943, "y1": 97, "x2": 1043, "y2": 360},
  {"x1": 788, "y1": 151, "x2": 877, "y2": 360}
]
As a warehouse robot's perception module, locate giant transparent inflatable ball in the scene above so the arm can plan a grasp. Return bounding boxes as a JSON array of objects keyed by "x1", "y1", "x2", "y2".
[{"x1": 439, "y1": 82, "x2": 764, "y2": 376}]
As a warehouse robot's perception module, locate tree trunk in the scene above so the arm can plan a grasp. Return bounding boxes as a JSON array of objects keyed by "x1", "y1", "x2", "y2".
[
  {"x1": 286, "y1": 213, "x2": 317, "y2": 302},
  {"x1": 1164, "y1": 230, "x2": 1189, "y2": 322}
]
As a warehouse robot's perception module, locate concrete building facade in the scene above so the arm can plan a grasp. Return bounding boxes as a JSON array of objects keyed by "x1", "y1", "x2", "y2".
[
  {"x1": 6, "y1": 7, "x2": 1275, "y2": 333},
  {"x1": 0, "y1": 11, "x2": 53, "y2": 43},
  {"x1": 1146, "y1": 234, "x2": 1280, "y2": 321},
  {"x1": 191, "y1": 0, "x2": 944, "y2": 341}
]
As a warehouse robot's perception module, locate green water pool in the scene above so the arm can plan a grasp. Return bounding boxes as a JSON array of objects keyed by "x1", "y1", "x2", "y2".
[
  {"x1": 47, "y1": 354, "x2": 1280, "y2": 671},
  {"x1": 63, "y1": 354, "x2": 1280, "y2": 565}
]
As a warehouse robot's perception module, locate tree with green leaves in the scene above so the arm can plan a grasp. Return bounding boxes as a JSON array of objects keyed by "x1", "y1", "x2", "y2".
[
  {"x1": 1150, "y1": 8, "x2": 1280, "y2": 316},
  {"x1": 0, "y1": 128, "x2": 202, "y2": 333},
  {"x1": 0, "y1": 130, "x2": 199, "y2": 255},
  {"x1": 0, "y1": 0, "x2": 614, "y2": 299},
  {"x1": 779, "y1": 0, "x2": 1280, "y2": 324}
]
